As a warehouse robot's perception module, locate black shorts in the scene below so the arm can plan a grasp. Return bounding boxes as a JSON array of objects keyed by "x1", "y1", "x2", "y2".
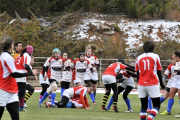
[
  {"x1": 49, "y1": 79, "x2": 58, "y2": 84},
  {"x1": 61, "y1": 81, "x2": 70, "y2": 89},
  {"x1": 166, "y1": 87, "x2": 170, "y2": 92},
  {"x1": 84, "y1": 80, "x2": 97, "y2": 84}
]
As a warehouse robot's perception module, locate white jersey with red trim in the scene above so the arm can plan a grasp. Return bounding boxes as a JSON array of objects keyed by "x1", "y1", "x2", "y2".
[
  {"x1": 44, "y1": 57, "x2": 65, "y2": 82},
  {"x1": 0, "y1": 52, "x2": 18, "y2": 93},
  {"x1": 173, "y1": 61, "x2": 180, "y2": 83},
  {"x1": 61, "y1": 58, "x2": 73, "y2": 82},
  {"x1": 72, "y1": 59, "x2": 92, "y2": 84},
  {"x1": 103, "y1": 62, "x2": 127, "y2": 77},
  {"x1": 164, "y1": 63, "x2": 175, "y2": 80},
  {"x1": 85, "y1": 55, "x2": 99, "y2": 68},
  {"x1": 135, "y1": 52, "x2": 162, "y2": 86},
  {"x1": 63, "y1": 86, "x2": 87, "y2": 98},
  {"x1": 15, "y1": 52, "x2": 31, "y2": 82}
]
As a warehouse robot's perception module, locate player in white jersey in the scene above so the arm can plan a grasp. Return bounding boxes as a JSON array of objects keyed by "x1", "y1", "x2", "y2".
[
  {"x1": 72, "y1": 52, "x2": 93, "y2": 87},
  {"x1": 60, "y1": 52, "x2": 73, "y2": 98},
  {"x1": 39, "y1": 48, "x2": 65, "y2": 108},
  {"x1": 15, "y1": 45, "x2": 37, "y2": 111},
  {"x1": 84, "y1": 46, "x2": 100, "y2": 104},
  {"x1": 0, "y1": 36, "x2": 37, "y2": 120},
  {"x1": 55, "y1": 82, "x2": 94, "y2": 109}
]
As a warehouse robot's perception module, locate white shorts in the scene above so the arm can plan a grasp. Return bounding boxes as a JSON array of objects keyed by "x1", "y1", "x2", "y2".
[
  {"x1": 39, "y1": 74, "x2": 50, "y2": 85},
  {"x1": 171, "y1": 80, "x2": 180, "y2": 89},
  {"x1": 84, "y1": 71, "x2": 98, "y2": 81},
  {"x1": 138, "y1": 85, "x2": 161, "y2": 98},
  {"x1": 0, "y1": 89, "x2": 18, "y2": 107},
  {"x1": 102, "y1": 75, "x2": 116, "y2": 85},
  {"x1": 73, "y1": 72, "x2": 86, "y2": 85},
  {"x1": 120, "y1": 77, "x2": 135, "y2": 88},
  {"x1": 166, "y1": 79, "x2": 173, "y2": 88},
  {"x1": 63, "y1": 88, "x2": 74, "y2": 99}
]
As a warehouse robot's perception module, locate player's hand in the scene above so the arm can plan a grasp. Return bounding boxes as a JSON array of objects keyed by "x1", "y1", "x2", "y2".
[
  {"x1": 160, "y1": 83, "x2": 165, "y2": 89},
  {"x1": 92, "y1": 102, "x2": 96, "y2": 105},
  {"x1": 173, "y1": 73, "x2": 177, "y2": 77},
  {"x1": 93, "y1": 68, "x2": 97, "y2": 72},
  {"x1": 88, "y1": 73, "x2": 92, "y2": 76},
  {"x1": 86, "y1": 107, "x2": 92, "y2": 109},
  {"x1": 66, "y1": 71, "x2": 69, "y2": 74},
  {"x1": 34, "y1": 76, "x2": 38, "y2": 81},
  {"x1": 32, "y1": 69, "x2": 38, "y2": 76}
]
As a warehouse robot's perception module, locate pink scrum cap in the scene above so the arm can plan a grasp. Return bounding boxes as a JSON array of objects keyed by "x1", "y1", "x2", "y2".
[{"x1": 26, "y1": 45, "x2": 34, "y2": 55}]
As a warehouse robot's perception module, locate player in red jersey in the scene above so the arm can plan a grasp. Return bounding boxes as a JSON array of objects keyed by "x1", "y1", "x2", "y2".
[
  {"x1": 15, "y1": 45, "x2": 38, "y2": 111},
  {"x1": 72, "y1": 52, "x2": 93, "y2": 87},
  {"x1": 84, "y1": 46, "x2": 100, "y2": 105},
  {"x1": 39, "y1": 48, "x2": 65, "y2": 108},
  {"x1": 0, "y1": 36, "x2": 37, "y2": 120},
  {"x1": 101, "y1": 59, "x2": 134, "y2": 113},
  {"x1": 60, "y1": 52, "x2": 73, "y2": 98},
  {"x1": 135, "y1": 40, "x2": 165, "y2": 120},
  {"x1": 55, "y1": 82, "x2": 94, "y2": 109}
]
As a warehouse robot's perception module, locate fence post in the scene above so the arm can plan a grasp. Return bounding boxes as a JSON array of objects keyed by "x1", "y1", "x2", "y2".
[{"x1": 99, "y1": 59, "x2": 102, "y2": 86}]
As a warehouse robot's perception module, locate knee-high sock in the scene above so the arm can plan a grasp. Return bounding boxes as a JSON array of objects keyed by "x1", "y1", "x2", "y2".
[
  {"x1": 39, "y1": 95, "x2": 43, "y2": 101},
  {"x1": 24, "y1": 92, "x2": 33, "y2": 103},
  {"x1": 102, "y1": 94, "x2": 109, "y2": 106},
  {"x1": 125, "y1": 98, "x2": 131, "y2": 109},
  {"x1": 39, "y1": 92, "x2": 49, "y2": 103},
  {"x1": 147, "y1": 107, "x2": 159, "y2": 120},
  {"x1": 90, "y1": 93, "x2": 95, "y2": 103},
  {"x1": 51, "y1": 92, "x2": 56, "y2": 105},
  {"x1": 140, "y1": 108, "x2": 147, "y2": 120},
  {"x1": 19, "y1": 97, "x2": 24, "y2": 110},
  {"x1": 167, "y1": 99, "x2": 174, "y2": 113},
  {"x1": 160, "y1": 96, "x2": 166, "y2": 103},
  {"x1": 148, "y1": 97, "x2": 152, "y2": 110},
  {"x1": 107, "y1": 97, "x2": 113, "y2": 109},
  {"x1": 61, "y1": 88, "x2": 65, "y2": 99}
]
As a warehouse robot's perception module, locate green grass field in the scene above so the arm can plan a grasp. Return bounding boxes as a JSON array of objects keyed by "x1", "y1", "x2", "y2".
[{"x1": 1, "y1": 92, "x2": 180, "y2": 120}]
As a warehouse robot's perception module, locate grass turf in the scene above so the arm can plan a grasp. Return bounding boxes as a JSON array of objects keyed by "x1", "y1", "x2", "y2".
[{"x1": 1, "y1": 92, "x2": 180, "y2": 120}]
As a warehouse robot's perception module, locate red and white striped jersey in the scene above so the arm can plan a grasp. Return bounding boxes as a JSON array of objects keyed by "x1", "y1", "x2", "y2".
[
  {"x1": 45, "y1": 57, "x2": 65, "y2": 68},
  {"x1": 64, "y1": 58, "x2": 73, "y2": 69},
  {"x1": 73, "y1": 86, "x2": 87, "y2": 98},
  {"x1": 0, "y1": 52, "x2": 18, "y2": 93},
  {"x1": 85, "y1": 55, "x2": 99, "y2": 67},
  {"x1": 15, "y1": 52, "x2": 31, "y2": 73},
  {"x1": 164, "y1": 63, "x2": 175, "y2": 79},
  {"x1": 135, "y1": 52, "x2": 162, "y2": 86},
  {"x1": 72, "y1": 59, "x2": 92, "y2": 71},
  {"x1": 103, "y1": 62, "x2": 127, "y2": 77}
]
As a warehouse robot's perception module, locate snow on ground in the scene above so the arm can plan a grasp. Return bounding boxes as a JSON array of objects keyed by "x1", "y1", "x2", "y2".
[{"x1": 71, "y1": 13, "x2": 180, "y2": 50}]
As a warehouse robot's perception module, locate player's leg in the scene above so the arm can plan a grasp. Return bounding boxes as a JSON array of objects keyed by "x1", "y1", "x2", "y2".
[
  {"x1": 123, "y1": 86, "x2": 133, "y2": 112},
  {"x1": 24, "y1": 84, "x2": 34, "y2": 106},
  {"x1": 92, "y1": 80, "x2": 97, "y2": 98},
  {"x1": 160, "y1": 87, "x2": 170, "y2": 103},
  {"x1": 18, "y1": 82, "x2": 26, "y2": 111},
  {"x1": 160, "y1": 87, "x2": 177, "y2": 115},
  {"x1": 147, "y1": 97, "x2": 152, "y2": 112},
  {"x1": 140, "y1": 97, "x2": 148, "y2": 120},
  {"x1": 61, "y1": 81, "x2": 66, "y2": 99},
  {"x1": 101, "y1": 84, "x2": 111, "y2": 110},
  {"x1": 147, "y1": 97, "x2": 160, "y2": 120},
  {"x1": 50, "y1": 81, "x2": 58, "y2": 107},
  {"x1": 6, "y1": 102, "x2": 19, "y2": 120},
  {"x1": 0, "y1": 107, "x2": 4, "y2": 119},
  {"x1": 110, "y1": 82, "x2": 119, "y2": 112},
  {"x1": 174, "y1": 88, "x2": 180, "y2": 118},
  {"x1": 106, "y1": 85, "x2": 125, "y2": 110},
  {"x1": 39, "y1": 84, "x2": 49, "y2": 101}
]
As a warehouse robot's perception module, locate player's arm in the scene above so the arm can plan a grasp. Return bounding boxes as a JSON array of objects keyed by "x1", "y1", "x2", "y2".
[
  {"x1": 157, "y1": 70, "x2": 165, "y2": 89},
  {"x1": 87, "y1": 60, "x2": 93, "y2": 73},
  {"x1": 84, "y1": 96, "x2": 90, "y2": 108},
  {"x1": 136, "y1": 71, "x2": 139, "y2": 83}
]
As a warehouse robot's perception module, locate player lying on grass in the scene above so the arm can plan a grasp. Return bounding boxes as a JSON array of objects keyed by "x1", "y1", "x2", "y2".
[{"x1": 44, "y1": 82, "x2": 94, "y2": 109}]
